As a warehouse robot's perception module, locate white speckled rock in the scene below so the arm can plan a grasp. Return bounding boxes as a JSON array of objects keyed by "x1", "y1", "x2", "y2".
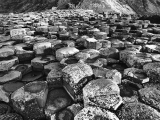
[
  {"x1": 126, "y1": 52, "x2": 152, "y2": 68},
  {"x1": 117, "y1": 102, "x2": 160, "y2": 120},
  {"x1": 83, "y1": 79, "x2": 123, "y2": 110},
  {"x1": 74, "y1": 106, "x2": 119, "y2": 120},
  {"x1": 84, "y1": 38, "x2": 99, "y2": 49},
  {"x1": 47, "y1": 63, "x2": 63, "y2": 88},
  {"x1": 10, "y1": 28, "x2": 27, "y2": 38},
  {"x1": 105, "y1": 69, "x2": 122, "y2": 84},
  {"x1": 81, "y1": 49, "x2": 100, "y2": 60},
  {"x1": 56, "y1": 47, "x2": 79, "y2": 61},
  {"x1": 143, "y1": 62, "x2": 160, "y2": 83},
  {"x1": 99, "y1": 47, "x2": 119, "y2": 59},
  {"x1": 139, "y1": 87, "x2": 160, "y2": 111},
  {"x1": 62, "y1": 63, "x2": 93, "y2": 101},
  {"x1": 75, "y1": 52, "x2": 90, "y2": 61},
  {"x1": 11, "y1": 81, "x2": 47, "y2": 120},
  {"x1": 119, "y1": 48, "x2": 138, "y2": 64}
]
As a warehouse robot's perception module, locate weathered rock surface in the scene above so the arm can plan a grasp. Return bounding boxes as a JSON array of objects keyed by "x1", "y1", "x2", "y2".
[
  {"x1": 1, "y1": 0, "x2": 160, "y2": 16},
  {"x1": 117, "y1": 102, "x2": 160, "y2": 120}
]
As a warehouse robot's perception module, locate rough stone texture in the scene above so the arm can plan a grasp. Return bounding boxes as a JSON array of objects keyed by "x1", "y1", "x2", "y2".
[
  {"x1": 1, "y1": 0, "x2": 160, "y2": 15},
  {"x1": 74, "y1": 106, "x2": 119, "y2": 120},
  {"x1": 143, "y1": 62, "x2": 160, "y2": 83},
  {"x1": 117, "y1": 102, "x2": 160, "y2": 120},
  {"x1": 83, "y1": 79, "x2": 123, "y2": 110},
  {"x1": 139, "y1": 87, "x2": 160, "y2": 111}
]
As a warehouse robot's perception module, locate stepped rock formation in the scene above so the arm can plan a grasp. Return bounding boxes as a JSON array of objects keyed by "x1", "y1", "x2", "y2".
[{"x1": 0, "y1": 0, "x2": 160, "y2": 15}]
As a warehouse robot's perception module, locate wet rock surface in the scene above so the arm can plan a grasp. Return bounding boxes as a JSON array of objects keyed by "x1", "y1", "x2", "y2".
[{"x1": 0, "y1": 9, "x2": 160, "y2": 120}]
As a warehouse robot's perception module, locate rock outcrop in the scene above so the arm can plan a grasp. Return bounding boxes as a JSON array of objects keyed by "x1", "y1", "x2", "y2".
[{"x1": 0, "y1": 0, "x2": 160, "y2": 15}]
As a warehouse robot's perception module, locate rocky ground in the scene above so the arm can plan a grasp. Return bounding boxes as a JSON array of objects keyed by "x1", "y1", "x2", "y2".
[{"x1": 0, "y1": 9, "x2": 160, "y2": 120}]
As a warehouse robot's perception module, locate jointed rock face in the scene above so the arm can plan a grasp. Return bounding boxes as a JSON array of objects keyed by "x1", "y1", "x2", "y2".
[{"x1": 0, "y1": 9, "x2": 160, "y2": 120}]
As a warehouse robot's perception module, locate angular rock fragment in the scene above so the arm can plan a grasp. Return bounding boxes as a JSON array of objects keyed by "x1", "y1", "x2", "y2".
[
  {"x1": 90, "y1": 58, "x2": 107, "y2": 68},
  {"x1": 99, "y1": 40, "x2": 111, "y2": 48},
  {"x1": 84, "y1": 38, "x2": 99, "y2": 49},
  {"x1": 93, "y1": 67, "x2": 109, "y2": 79},
  {"x1": 83, "y1": 79, "x2": 123, "y2": 110},
  {"x1": 119, "y1": 48, "x2": 138, "y2": 63},
  {"x1": 15, "y1": 45, "x2": 34, "y2": 62},
  {"x1": 0, "y1": 56, "x2": 19, "y2": 71},
  {"x1": 81, "y1": 49, "x2": 100, "y2": 60},
  {"x1": 44, "y1": 62, "x2": 61, "y2": 73},
  {"x1": 0, "y1": 47, "x2": 15, "y2": 58},
  {"x1": 10, "y1": 28, "x2": 27, "y2": 39},
  {"x1": 126, "y1": 52, "x2": 152, "y2": 68},
  {"x1": 47, "y1": 64, "x2": 63, "y2": 88},
  {"x1": 33, "y1": 42, "x2": 52, "y2": 55},
  {"x1": 99, "y1": 47, "x2": 119, "y2": 59},
  {"x1": 56, "y1": 47, "x2": 79, "y2": 61},
  {"x1": 62, "y1": 63, "x2": 93, "y2": 101},
  {"x1": 105, "y1": 69, "x2": 122, "y2": 84}
]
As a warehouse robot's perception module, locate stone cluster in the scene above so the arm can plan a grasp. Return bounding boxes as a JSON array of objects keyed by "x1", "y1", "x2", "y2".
[{"x1": 0, "y1": 9, "x2": 160, "y2": 120}]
